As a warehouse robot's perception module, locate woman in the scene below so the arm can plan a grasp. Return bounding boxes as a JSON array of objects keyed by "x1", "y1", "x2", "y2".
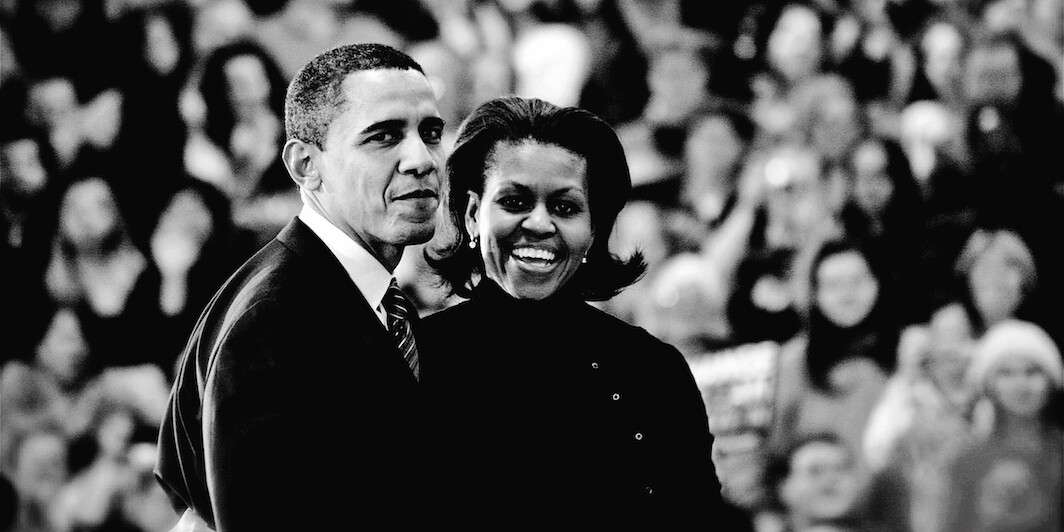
[
  {"x1": 720, "y1": 238, "x2": 903, "y2": 529},
  {"x1": 192, "y1": 39, "x2": 299, "y2": 251},
  {"x1": 941, "y1": 319, "x2": 1062, "y2": 532},
  {"x1": 421, "y1": 96, "x2": 731, "y2": 528}
]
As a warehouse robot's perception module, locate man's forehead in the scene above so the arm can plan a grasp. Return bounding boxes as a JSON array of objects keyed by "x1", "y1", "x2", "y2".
[{"x1": 339, "y1": 68, "x2": 438, "y2": 116}]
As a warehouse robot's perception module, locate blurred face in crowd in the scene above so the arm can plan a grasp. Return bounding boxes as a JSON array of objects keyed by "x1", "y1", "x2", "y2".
[
  {"x1": 684, "y1": 114, "x2": 744, "y2": 221},
  {"x1": 851, "y1": 140, "x2": 893, "y2": 218},
  {"x1": 816, "y1": 250, "x2": 880, "y2": 328},
  {"x1": 926, "y1": 303, "x2": 975, "y2": 401},
  {"x1": 224, "y1": 54, "x2": 271, "y2": 110},
  {"x1": 645, "y1": 47, "x2": 709, "y2": 125},
  {"x1": 151, "y1": 189, "x2": 214, "y2": 276},
  {"x1": 14, "y1": 431, "x2": 67, "y2": 503},
  {"x1": 921, "y1": 21, "x2": 965, "y2": 90},
  {"x1": 59, "y1": 177, "x2": 122, "y2": 252},
  {"x1": 969, "y1": 252, "x2": 1025, "y2": 326},
  {"x1": 35, "y1": 0, "x2": 81, "y2": 32},
  {"x1": 810, "y1": 95, "x2": 862, "y2": 162},
  {"x1": 27, "y1": 77, "x2": 78, "y2": 130},
  {"x1": 1, "y1": 139, "x2": 48, "y2": 200},
  {"x1": 467, "y1": 140, "x2": 594, "y2": 300},
  {"x1": 35, "y1": 308, "x2": 89, "y2": 388},
  {"x1": 964, "y1": 43, "x2": 1022, "y2": 105},
  {"x1": 988, "y1": 355, "x2": 1052, "y2": 419},
  {"x1": 763, "y1": 148, "x2": 826, "y2": 245},
  {"x1": 145, "y1": 14, "x2": 181, "y2": 76},
  {"x1": 780, "y1": 440, "x2": 856, "y2": 523},
  {"x1": 300, "y1": 68, "x2": 443, "y2": 268},
  {"x1": 767, "y1": 4, "x2": 823, "y2": 83}
]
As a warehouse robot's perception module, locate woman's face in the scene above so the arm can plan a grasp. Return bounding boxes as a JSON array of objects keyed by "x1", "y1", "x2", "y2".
[
  {"x1": 851, "y1": 141, "x2": 894, "y2": 217},
  {"x1": 969, "y1": 254, "x2": 1025, "y2": 325},
  {"x1": 59, "y1": 178, "x2": 121, "y2": 251},
  {"x1": 467, "y1": 140, "x2": 594, "y2": 300},
  {"x1": 767, "y1": 4, "x2": 823, "y2": 83},
  {"x1": 988, "y1": 356, "x2": 1052, "y2": 419},
  {"x1": 145, "y1": 14, "x2": 181, "y2": 76},
  {"x1": 224, "y1": 53, "x2": 271, "y2": 109},
  {"x1": 815, "y1": 250, "x2": 880, "y2": 327},
  {"x1": 921, "y1": 21, "x2": 964, "y2": 88}
]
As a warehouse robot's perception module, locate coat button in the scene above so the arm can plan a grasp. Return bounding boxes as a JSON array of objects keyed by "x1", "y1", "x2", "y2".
[
  {"x1": 634, "y1": 432, "x2": 643, "y2": 441},
  {"x1": 591, "y1": 361, "x2": 599, "y2": 369},
  {"x1": 612, "y1": 393, "x2": 621, "y2": 401},
  {"x1": 644, "y1": 486, "x2": 653, "y2": 495}
]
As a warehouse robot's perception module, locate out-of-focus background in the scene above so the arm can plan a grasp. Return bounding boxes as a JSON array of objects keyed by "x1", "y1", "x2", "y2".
[{"x1": 1, "y1": 0, "x2": 1061, "y2": 530}]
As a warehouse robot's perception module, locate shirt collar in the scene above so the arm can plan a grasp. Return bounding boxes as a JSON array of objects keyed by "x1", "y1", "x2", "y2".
[{"x1": 298, "y1": 204, "x2": 392, "y2": 314}]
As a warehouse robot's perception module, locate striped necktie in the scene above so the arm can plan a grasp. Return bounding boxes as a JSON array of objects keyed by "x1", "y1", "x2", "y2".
[{"x1": 384, "y1": 279, "x2": 420, "y2": 381}]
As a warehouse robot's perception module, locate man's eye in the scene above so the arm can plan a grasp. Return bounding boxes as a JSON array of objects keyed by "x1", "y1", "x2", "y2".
[
  {"x1": 367, "y1": 131, "x2": 401, "y2": 144},
  {"x1": 421, "y1": 126, "x2": 443, "y2": 144}
]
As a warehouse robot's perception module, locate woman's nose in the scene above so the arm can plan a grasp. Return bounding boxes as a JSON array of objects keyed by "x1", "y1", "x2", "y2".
[{"x1": 522, "y1": 203, "x2": 555, "y2": 234}]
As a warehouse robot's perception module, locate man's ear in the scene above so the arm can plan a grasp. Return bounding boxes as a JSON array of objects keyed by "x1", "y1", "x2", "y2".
[
  {"x1": 282, "y1": 139, "x2": 321, "y2": 191},
  {"x1": 464, "y1": 191, "x2": 481, "y2": 243}
]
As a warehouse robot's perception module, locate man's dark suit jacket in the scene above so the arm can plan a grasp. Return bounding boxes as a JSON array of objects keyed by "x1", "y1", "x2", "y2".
[{"x1": 155, "y1": 218, "x2": 427, "y2": 531}]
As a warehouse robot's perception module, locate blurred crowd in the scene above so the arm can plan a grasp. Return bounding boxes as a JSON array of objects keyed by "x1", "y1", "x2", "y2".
[{"x1": 1, "y1": 0, "x2": 1062, "y2": 530}]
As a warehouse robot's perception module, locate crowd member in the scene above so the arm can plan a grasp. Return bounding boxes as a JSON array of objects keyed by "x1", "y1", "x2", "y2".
[
  {"x1": 421, "y1": 95, "x2": 731, "y2": 528},
  {"x1": 862, "y1": 300, "x2": 978, "y2": 532},
  {"x1": 142, "y1": 178, "x2": 247, "y2": 378},
  {"x1": 1, "y1": 118, "x2": 63, "y2": 367},
  {"x1": 716, "y1": 237, "x2": 903, "y2": 530},
  {"x1": 837, "y1": 136, "x2": 927, "y2": 324},
  {"x1": 941, "y1": 319, "x2": 1063, "y2": 532},
  {"x1": 763, "y1": 433, "x2": 867, "y2": 532},
  {"x1": 191, "y1": 38, "x2": 301, "y2": 251},
  {"x1": 108, "y1": 1, "x2": 199, "y2": 240},
  {"x1": 43, "y1": 174, "x2": 161, "y2": 373}
]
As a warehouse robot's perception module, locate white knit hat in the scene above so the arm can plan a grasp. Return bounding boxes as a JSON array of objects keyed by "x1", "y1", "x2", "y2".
[{"x1": 969, "y1": 319, "x2": 1063, "y2": 391}]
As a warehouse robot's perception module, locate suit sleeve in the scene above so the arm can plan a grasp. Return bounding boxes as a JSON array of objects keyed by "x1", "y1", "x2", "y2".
[{"x1": 202, "y1": 298, "x2": 318, "y2": 531}]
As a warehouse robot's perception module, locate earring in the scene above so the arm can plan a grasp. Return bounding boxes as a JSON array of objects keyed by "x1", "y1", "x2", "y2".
[
  {"x1": 581, "y1": 255, "x2": 588, "y2": 264},
  {"x1": 468, "y1": 235, "x2": 478, "y2": 249}
]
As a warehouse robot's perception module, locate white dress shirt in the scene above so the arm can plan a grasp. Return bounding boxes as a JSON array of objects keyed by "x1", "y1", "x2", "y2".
[{"x1": 298, "y1": 205, "x2": 392, "y2": 328}]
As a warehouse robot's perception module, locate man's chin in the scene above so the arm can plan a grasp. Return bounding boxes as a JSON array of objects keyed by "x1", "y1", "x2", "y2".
[{"x1": 395, "y1": 222, "x2": 437, "y2": 246}]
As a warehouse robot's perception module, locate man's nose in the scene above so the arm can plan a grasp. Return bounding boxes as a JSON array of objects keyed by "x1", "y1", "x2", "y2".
[
  {"x1": 522, "y1": 203, "x2": 555, "y2": 235},
  {"x1": 397, "y1": 135, "x2": 437, "y2": 177}
]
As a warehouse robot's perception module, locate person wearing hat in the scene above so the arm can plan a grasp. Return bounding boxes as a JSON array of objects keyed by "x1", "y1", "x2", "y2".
[{"x1": 940, "y1": 319, "x2": 1062, "y2": 532}]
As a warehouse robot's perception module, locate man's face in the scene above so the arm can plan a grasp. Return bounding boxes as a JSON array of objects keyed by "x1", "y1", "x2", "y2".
[
  {"x1": 313, "y1": 68, "x2": 445, "y2": 261},
  {"x1": 780, "y1": 441, "x2": 856, "y2": 523}
]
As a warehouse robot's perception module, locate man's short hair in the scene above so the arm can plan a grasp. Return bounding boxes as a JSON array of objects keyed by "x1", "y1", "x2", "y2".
[{"x1": 284, "y1": 43, "x2": 425, "y2": 149}]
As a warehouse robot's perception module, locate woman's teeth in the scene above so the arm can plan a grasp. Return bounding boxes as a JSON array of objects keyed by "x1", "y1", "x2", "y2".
[{"x1": 512, "y1": 247, "x2": 557, "y2": 263}]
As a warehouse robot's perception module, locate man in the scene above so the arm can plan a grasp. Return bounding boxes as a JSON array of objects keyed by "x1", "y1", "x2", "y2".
[{"x1": 155, "y1": 43, "x2": 445, "y2": 531}]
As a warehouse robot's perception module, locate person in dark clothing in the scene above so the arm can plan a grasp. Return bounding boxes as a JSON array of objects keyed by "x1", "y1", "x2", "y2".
[
  {"x1": 422, "y1": 96, "x2": 733, "y2": 529},
  {"x1": 155, "y1": 43, "x2": 444, "y2": 531}
]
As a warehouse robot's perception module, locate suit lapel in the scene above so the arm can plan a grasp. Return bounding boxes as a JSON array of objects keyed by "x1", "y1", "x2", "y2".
[{"x1": 275, "y1": 218, "x2": 417, "y2": 383}]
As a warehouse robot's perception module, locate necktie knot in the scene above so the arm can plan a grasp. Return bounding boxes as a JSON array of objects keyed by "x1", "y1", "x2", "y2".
[{"x1": 384, "y1": 279, "x2": 420, "y2": 381}]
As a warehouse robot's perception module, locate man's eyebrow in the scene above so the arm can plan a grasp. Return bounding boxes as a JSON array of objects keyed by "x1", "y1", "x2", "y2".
[
  {"x1": 421, "y1": 116, "x2": 445, "y2": 129},
  {"x1": 360, "y1": 119, "x2": 406, "y2": 136}
]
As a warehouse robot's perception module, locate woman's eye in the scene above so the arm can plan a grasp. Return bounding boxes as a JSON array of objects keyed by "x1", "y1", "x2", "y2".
[
  {"x1": 552, "y1": 201, "x2": 580, "y2": 216},
  {"x1": 498, "y1": 196, "x2": 529, "y2": 211}
]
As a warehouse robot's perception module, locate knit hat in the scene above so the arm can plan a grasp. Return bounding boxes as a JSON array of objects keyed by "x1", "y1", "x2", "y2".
[{"x1": 969, "y1": 319, "x2": 1063, "y2": 391}]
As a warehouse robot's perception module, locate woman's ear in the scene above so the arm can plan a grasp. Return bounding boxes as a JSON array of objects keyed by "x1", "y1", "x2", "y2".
[
  {"x1": 464, "y1": 191, "x2": 481, "y2": 243},
  {"x1": 282, "y1": 139, "x2": 321, "y2": 191}
]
